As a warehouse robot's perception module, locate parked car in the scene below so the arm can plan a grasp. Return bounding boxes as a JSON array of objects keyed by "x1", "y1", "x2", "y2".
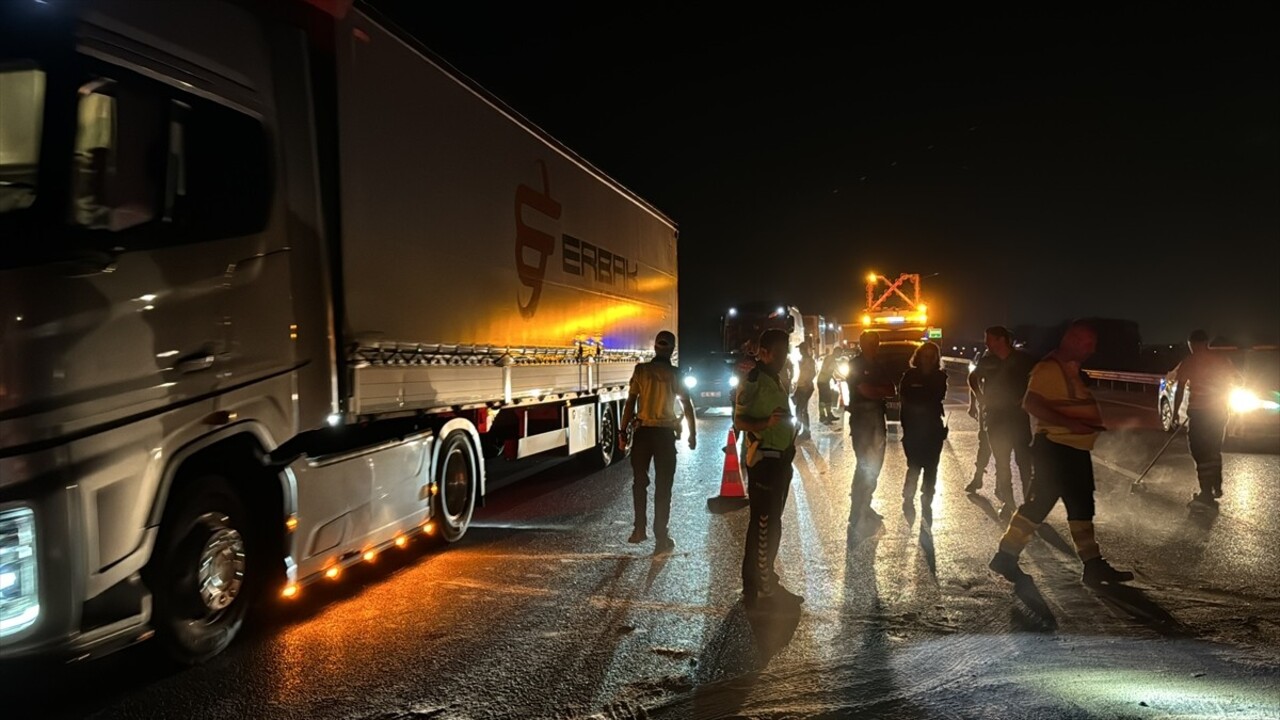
[
  {"x1": 1158, "y1": 345, "x2": 1280, "y2": 445},
  {"x1": 839, "y1": 340, "x2": 921, "y2": 434}
]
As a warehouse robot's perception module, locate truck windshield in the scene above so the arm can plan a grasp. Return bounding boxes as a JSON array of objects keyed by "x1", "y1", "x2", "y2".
[{"x1": 0, "y1": 64, "x2": 44, "y2": 214}]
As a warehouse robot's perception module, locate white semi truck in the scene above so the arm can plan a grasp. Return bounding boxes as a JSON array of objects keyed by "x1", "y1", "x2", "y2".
[{"x1": 0, "y1": 0, "x2": 677, "y2": 664}]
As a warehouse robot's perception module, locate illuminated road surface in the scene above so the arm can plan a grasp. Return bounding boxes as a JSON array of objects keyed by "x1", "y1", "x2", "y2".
[{"x1": 9, "y1": 386, "x2": 1278, "y2": 719}]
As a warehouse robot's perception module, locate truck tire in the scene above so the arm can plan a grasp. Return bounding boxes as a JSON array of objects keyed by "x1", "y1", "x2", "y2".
[
  {"x1": 437, "y1": 430, "x2": 478, "y2": 542},
  {"x1": 148, "y1": 475, "x2": 254, "y2": 665},
  {"x1": 597, "y1": 403, "x2": 618, "y2": 467}
]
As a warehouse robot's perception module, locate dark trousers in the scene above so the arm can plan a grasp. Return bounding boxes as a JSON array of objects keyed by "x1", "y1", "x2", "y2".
[
  {"x1": 902, "y1": 420, "x2": 945, "y2": 498},
  {"x1": 818, "y1": 383, "x2": 836, "y2": 420},
  {"x1": 630, "y1": 426, "x2": 677, "y2": 537},
  {"x1": 793, "y1": 386, "x2": 814, "y2": 433},
  {"x1": 1019, "y1": 434, "x2": 1095, "y2": 523},
  {"x1": 1187, "y1": 409, "x2": 1227, "y2": 495},
  {"x1": 987, "y1": 408, "x2": 1033, "y2": 501},
  {"x1": 849, "y1": 404, "x2": 887, "y2": 509},
  {"x1": 973, "y1": 413, "x2": 991, "y2": 478},
  {"x1": 742, "y1": 456, "x2": 794, "y2": 595}
]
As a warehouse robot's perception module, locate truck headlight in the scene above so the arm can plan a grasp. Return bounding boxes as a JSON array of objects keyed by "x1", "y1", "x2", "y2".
[
  {"x1": 683, "y1": 375, "x2": 697, "y2": 389},
  {"x1": 0, "y1": 507, "x2": 39, "y2": 638},
  {"x1": 728, "y1": 375, "x2": 739, "y2": 388}
]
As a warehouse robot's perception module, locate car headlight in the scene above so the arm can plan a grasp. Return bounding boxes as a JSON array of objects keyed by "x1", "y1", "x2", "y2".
[
  {"x1": 1230, "y1": 388, "x2": 1279, "y2": 413},
  {"x1": 836, "y1": 360, "x2": 850, "y2": 379},
  {"x1": 0, "y1": 506, "x2": 40, "y2": 638},
  {"x1": 683, "y1": 375, "x2": 697, "y2": 389},
  {"x1": 728, "y1": 375, "x2": 739, "y2": 388}
]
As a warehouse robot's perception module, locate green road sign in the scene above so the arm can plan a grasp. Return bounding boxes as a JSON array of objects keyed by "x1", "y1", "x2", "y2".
[{"x1": 928, "y1": 327, "x2": 943, "y2": 339}]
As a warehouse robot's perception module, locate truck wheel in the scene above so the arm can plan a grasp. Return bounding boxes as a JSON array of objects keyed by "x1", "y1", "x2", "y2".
[
  {"x1": 597, "y1": 404, "x2": 618, "y2": 467},
  {"x1": 1159, "y1": 398, "x2": 1175, "y2": 432},
  {"x1": 149, "y1": 475, "x2": 254, "y2": 665},
  {"x1": 437, "y1": 430, "x2": 478, "y2": 542}
]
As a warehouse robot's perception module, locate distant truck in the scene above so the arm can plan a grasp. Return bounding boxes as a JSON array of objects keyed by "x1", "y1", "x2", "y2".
[
  {"x1": 722, "y1": 303, "x2": 805, "y2": 382},
  {"x1": 0, "y1": 0, "x2": 676, "y2": 665}
]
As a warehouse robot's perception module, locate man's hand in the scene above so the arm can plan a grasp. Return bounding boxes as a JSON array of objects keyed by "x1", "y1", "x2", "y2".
[
  {"x1": 688, "y1": 433, "x2": 697, "y2": 450},
  {"x1": 967, "y1": 402, "x2": 979, "y2": 420}
]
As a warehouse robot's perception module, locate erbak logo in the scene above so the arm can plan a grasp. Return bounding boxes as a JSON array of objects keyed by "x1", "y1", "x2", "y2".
[{"x1": 515, "y1": 160, "x2": 561, "y2": 318}]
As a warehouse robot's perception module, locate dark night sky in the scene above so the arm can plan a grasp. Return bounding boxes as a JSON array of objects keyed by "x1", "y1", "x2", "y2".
[{"x1": 365, "y1": 2, "x2": 1279, "y2": 348}]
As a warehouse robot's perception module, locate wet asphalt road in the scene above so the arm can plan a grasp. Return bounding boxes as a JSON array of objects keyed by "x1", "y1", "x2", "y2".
[{"x1": 7, "y1": 377, "x2": 1279, "y2": 719}]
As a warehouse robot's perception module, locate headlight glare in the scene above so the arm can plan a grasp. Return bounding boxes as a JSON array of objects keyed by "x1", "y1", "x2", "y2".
[
  {"x1": 0, "y1": 506, "x2": 40, "y2": 638},
  {"x1": 1229, "y1": 388, "x2": 1262, "y2": 413}
]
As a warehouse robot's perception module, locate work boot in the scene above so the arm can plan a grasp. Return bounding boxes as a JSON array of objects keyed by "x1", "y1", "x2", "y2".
[
  {"x1": 989, "y1": 551, "x2": 1029, "y2": 583},
  {"x1": 1082, "y1": 557, "x2": 1134, "y2": 586},
  {"x1": 965, "y1": 475, "x2": 983, "y2": 494},
  {"x1": 628, "y1": 528, "x2": 647, "y2": 543},
  {"x1": 654, "y1": 536, "x2": 675, "y2": 554}
]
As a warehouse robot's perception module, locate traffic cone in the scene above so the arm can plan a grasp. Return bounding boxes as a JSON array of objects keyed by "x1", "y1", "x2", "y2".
[{"x1": 707, "y1": 429, "x2": 749, "y2": 513}]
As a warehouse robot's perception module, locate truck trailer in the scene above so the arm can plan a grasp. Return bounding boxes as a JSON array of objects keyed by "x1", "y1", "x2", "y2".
[{"x1": 0, "y1": 0, "x2": 677, "y2": 665}]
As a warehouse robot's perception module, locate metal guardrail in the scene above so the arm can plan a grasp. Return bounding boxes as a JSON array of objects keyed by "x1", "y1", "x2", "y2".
[
  {"x1": 1081, "y1": 369, "x2": 1163, "y2": 393},
  {"x1": 942, "y1": 356, "x2": 1163, "y2": 393}
]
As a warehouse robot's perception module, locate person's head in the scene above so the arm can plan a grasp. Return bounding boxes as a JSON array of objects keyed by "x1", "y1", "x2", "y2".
[
  {"x1": 984, "y1": 325, "x2": 1013, "y2": 358},
  {"x1": 758, "y1": 328, "x2": 790, "y2": 374},
  {"x1": 653, "y1": 330, "x2": 676, "y2": 360},
  {"x1": 798, "y1": 341, "x2": 811, "y2": 358},
  {"x1": 1187, "y1": 329, "x2": 1210, "y2": 353},
  {"x1": 1057, "y1": 320, "x2": 1097, "y2": 363},
  {"x1": 910, "y1": 341, "x2": 942, "y2": 372},
  {"x1": 859, "y1": 330, "x2": 880, "y2": 356}
]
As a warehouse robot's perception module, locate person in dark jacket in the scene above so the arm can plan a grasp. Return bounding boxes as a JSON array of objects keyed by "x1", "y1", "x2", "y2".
[
  {"x1": 845, "y1": 330, "x2": 896, "y2": 524},
  {"x1": 898, "y1": 341, "x2": 948, "y2": 515}
]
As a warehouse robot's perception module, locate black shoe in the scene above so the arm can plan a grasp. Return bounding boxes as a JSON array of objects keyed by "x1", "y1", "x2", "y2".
[
  {"x1": 628, "y1": 528, "x2": 646, "y2": 543},
  {"x1": 770, "y1": 584, "x2": 805, "y2": 606},
  {"x1": 1188, "y1": 493, "x2": 1218, "y2": 510},
  {"x1": 1082, "y1": 557, "x2": 1134, "y2": 586},
  {"x1": 1211, "y1": 484, "x2": 1223, "y2": 498},
  {"x1": 654, "y1": 536, "x2": 675, "y2": 554},
  {"x1": 989, "y1": 551, "x2": 1029, "y2": 583},
  {"x1": 746, "y1": 587, "x2": 804, "y2": 612},
  {"x1": 965, "y1": 477, "x2": 983, "y2": 494}
]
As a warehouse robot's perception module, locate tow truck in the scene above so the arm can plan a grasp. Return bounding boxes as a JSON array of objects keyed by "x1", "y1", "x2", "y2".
[{"x1": 842, "y1": 273, "x2": 943, "y2": 434}]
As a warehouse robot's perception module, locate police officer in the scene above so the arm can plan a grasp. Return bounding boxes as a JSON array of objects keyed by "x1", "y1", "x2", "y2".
[
  {"x1": 734, "y1": 328, "x2": 803, "y2": 610},
  {"x1": 846, "y1": 330, "x2": 896, "y2": 524}
]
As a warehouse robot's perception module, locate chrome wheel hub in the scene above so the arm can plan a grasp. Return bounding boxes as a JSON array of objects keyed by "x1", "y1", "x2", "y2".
[{"x1": 196, "y1": 520, "x2": 245, "y2": 614}]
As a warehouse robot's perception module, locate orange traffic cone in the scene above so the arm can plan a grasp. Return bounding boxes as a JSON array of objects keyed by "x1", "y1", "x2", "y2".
[{"x1": 707, "y1": 429, "x2": 749, "y2": 512}]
